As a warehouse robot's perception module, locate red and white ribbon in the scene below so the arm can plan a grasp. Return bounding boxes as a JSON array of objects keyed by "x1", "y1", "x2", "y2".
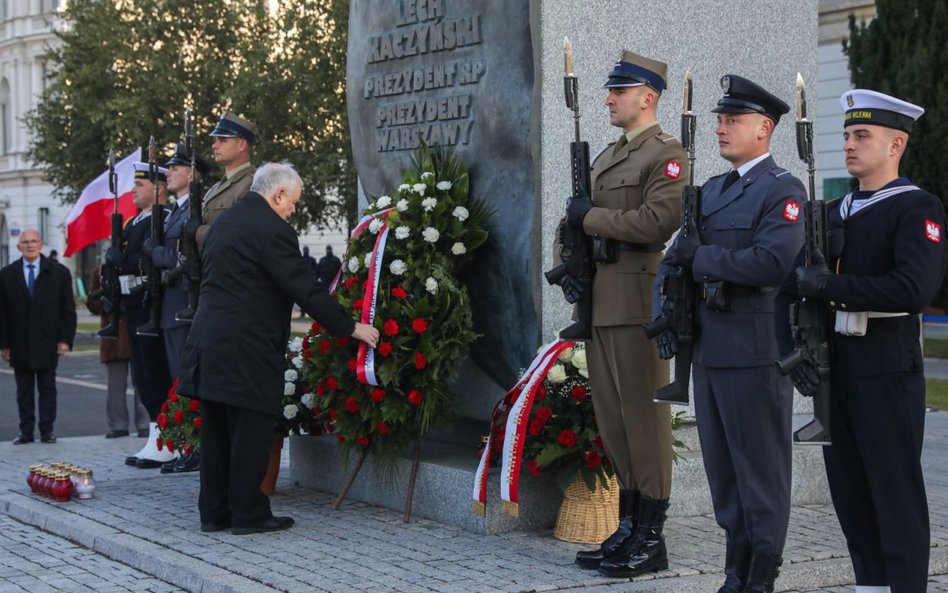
[
  {"x1": 355, "y1": 221, "x2": 390, "y2": 386},
  {"x1": 328, "y1": 207, "x2": 395, "y2": 294}
]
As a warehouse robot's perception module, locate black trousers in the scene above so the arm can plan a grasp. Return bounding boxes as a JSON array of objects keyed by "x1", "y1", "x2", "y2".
[
  {"x1": 15, "y1": 368, "x2": 57, "y2": 436},
  {"x1": 825, "y1": 371, "x2": 929, "y2": 593},
  {"x1": 199, "y1": 400, "x2": 276, "y2": 528},
  {"x1": 126, "y1": 306, "x2": 172, "y2": 419}
]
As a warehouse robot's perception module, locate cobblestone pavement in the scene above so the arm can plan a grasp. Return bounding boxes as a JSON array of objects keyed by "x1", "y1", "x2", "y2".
[{"x1": 0, "y1": 413, "x2": 945, "y2": 593}]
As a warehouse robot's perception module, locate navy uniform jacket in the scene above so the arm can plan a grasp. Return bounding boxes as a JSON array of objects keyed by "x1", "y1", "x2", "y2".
[
  {"x1": 659, "y1": 155, "x2": 805, "y2": 367},
  {"x1": 149, "y1": 198, "x2": 189, "y2": 330},
  {"x1": 114, "y1": 209, "x2": 169, "y2": 311}
]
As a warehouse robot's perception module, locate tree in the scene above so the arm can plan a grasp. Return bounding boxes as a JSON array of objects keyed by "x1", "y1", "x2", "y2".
[
  {"x1": 845, "y1": 0, "x2": 948, "y2": 306},
  {"x1": 26, "y1": 0, "x2": 353, "y2": 234}
]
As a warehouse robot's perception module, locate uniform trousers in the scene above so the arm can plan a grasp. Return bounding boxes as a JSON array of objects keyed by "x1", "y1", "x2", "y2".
[
  {"x1": 693, "y1": 363, "x2": 792, "y2": 556},
  {"x1": 105, "y1": 360, "x2": 149, "y2": 433},
  {"x1": 825, "y1": 371, "x2": 928, "y2": 593},
  {"x1": 125, "y1": 306, "x2": 172, "y2": 418},
  {"x1": 199, "y1": 399, "x2": 276, "y2": 528},
  {"x1": 587, "y1": 324, "x2": 672, "y2": 499},
  {"x1": 15, "y1": 368, "x2": 57, "y2": 436},
  {"x1": 163, "y1": 325, "x2": 189, "y2": 381}
]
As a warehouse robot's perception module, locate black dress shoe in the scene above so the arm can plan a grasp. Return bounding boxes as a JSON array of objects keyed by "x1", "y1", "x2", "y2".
[
  {"x1": 200, "y1": 520, "x2": 231, "y2": 533},
  {"x1": 173, "y1": 452, "x2": 201, "y2": 473},
  {"x1": 231, "y1": 516, "x2": 294, "y2": 535},
  {"x1": 160, "y1": 459, "x2": 178, "y2": 474},
  {"x1": 124, "y1": 455, "x2": 139, "y2": 466},
  {"x1": 12, "y1": 434, "x2": 34, "y2": 445},
  {"x1": 135, "y1": 457, "x2": 166, "y2": 469},
  {"x1": 40, "y1": 433, "x2": 57, "y2": 444},
  {"x1": 105, "y1": 430, "x2": 129, "y2": 439}
]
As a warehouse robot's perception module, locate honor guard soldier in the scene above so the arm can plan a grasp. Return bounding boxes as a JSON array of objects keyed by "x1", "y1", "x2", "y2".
[
  {"x1": 105, "y1": 161, "x2": 176, "y2": 468},
  {"x1": 657, "y1": 75, "x2": 805, "y2": 593},
  {"x1": 190, "y1": 112, "x2": 257, "y2": 248},
  {"x1": 563, "y1": 50, "x2": 686, "y2": 577},
  {"x1": 789, "y1": 90, "x2": 946, "y2": 593}
]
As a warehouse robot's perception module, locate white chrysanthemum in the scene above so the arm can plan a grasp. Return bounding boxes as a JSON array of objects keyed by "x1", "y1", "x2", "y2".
[
  {"x1": 376, "y1": 195, "x2": 392, "y2": 208},
  {"x1": 421, "y1": 197, "x2": 438, "y2": 211},
  {"x1": 420, "y1": 172, "x2": 434, "y2": 180},
  {"x1": 558, "y1": 347, "x2": 574, "y2": 363},
  {"x1": 301, "y1": 393, "x2": 316, "y2": 408},
  {"x1": 422, "y1": 227, "x2": 440, "y2": 243},
  {"x1": 436, "y1": 181, "x2": 453, "y2": 191},
  {"x1": 283, "y1": 382, "x2": 296, "y2": 396},
  {"x1": 578, "y1": 368, "x2": 589, "y2": 379},
  {"x1": 288, "y1": 337, "x2": 304, "y2": 354},
  {"x1": 364, "y1": 252, "x2": 373, "y2": 268},
  {"x1": 412, "y1": 183, "x2": 427, "y2": 194},
  {"x1": 425, "y1": 277, "x2": 438, "y2": 294},
  {"x1": 547, "y1": 364, "x2": 567, "y2": 384},
  {"x1": 395, "y1": 226, "x2": 410, "y2": 240},
  {"x1": 390, "y1": 259, "x2": 407, "y2": 275},
  {"x1": 396, "y1": 198, "x2": 409, "y2": 212},
  {"x1": 283, "y1": 403, "x2": 299, "y2": 419},
  {"x1": 451, "y1": 242, "x2": 467, "y2": 255},
  {"x1": 452, "y1": 206, "x2": 469, "y2": 221},
  {"x1": 291, "y1": 354, "x2": 304, "y2": 369},
  {"x1": 398, "y1": 183, "x2": 410, "y2": 192},
  {"x1": 571, "y1": 348, "x2": 587, "y2": 370},
  {"x1": 284, "y1": 369, "x2": 298, "y2": 382},
  {"x1": 348, "y1": 257, "x2": 359, "y2": 273},
  {"x1": 369, "y1": 218, "x2": 384, "y2": 235}
]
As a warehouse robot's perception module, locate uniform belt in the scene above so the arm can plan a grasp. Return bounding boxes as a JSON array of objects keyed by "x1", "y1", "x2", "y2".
[
  {"x1": 867, "y1": 311, "x2": 909, "y2": 318},
  {"x1": 699, "y1": 282, "x2": 773, "y2": 299},
  {"x1": 617, "y1": 242, "x2": 665, "y2": 253}
]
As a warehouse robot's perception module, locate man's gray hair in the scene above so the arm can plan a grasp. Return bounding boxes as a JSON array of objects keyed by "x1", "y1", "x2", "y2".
[{"x1": 250, "y1": 162, "x2": 303, "y2": 197}]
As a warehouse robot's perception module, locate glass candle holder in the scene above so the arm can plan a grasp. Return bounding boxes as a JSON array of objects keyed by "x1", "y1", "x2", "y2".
[{"x1": 74, "y1": 470, "x2": 96, "y2": 500}]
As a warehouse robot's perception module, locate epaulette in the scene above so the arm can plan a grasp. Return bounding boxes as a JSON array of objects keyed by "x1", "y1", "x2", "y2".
[
  {"x1": 769, "y1": 166, "x2": 790, "y2": 178},
  {"x1": 658, "y1": 133, "x2": 680, "y2": 144}
]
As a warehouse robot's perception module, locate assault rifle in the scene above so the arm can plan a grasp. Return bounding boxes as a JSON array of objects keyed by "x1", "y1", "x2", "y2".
[
  {"x1": 136, "y1": 137, "x2": 164, "y2": 337},
  {"x1": 642, "y1": 71, "x2": 701, "y2": 405},
  {"x1": 544, "y1": 37, "x2": 594, "y2": 341},
  {"x1": 90, "y1": 149, "x2": 123, "y2": 339},
  {"x1": 775, "y1": 74, "x2": 831, "y2": 446},
  {"x1": 175, "y1": 110, "x2": 203, "y2": 322}
]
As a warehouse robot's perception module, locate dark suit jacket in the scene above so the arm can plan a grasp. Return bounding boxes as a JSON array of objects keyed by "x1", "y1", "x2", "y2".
[
  {"x1": 178, "y1": 192, "x2": 355, "y2": 414},
  {"x1": 150, "y1": 197, "x2": 189, "y2": 329},
  {"x1": 0, "y1": 255, "x2": 77, "y2": 370}
]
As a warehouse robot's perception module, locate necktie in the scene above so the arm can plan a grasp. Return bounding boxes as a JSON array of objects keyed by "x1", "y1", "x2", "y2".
[
  {"x1": 612, "y1": 134, "x2": 629, "y2": 156},
  {"x1": 27, "y1": 264, "x2": 35, "y2": 297},
  {"x1": 722, "y1": 170, "x2": 741, "y2": 191}
]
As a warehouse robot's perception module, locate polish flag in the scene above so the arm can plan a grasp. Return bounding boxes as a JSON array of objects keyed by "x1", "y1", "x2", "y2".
[{"x1": 63, "y1": 150, "x2": 140, "y2": 257}]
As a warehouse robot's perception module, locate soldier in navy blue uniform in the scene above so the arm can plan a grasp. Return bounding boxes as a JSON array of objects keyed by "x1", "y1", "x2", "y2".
[
  {"x1": 789, "y1": 90, "x2": 946, "y2": 593},
  {"x1": 655, "y1": 75, "x2": 805, "y2": 593}
]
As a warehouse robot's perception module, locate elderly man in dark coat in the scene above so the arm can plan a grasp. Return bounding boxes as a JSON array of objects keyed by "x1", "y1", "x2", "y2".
[{"x1": 179, "y1": 162, "x2": 378, "y2": 535}]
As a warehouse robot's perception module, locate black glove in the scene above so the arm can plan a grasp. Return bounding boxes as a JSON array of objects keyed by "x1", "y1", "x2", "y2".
[
  {"x1": 566, "y1": 194, "x2": 593, "y2": 228},
  {"x1": 104, "y1": 247, "x2": 124, "y2": 267},
  {"x1": 560, "y1": 274, "x2": 585, "y2": 304},
  {"x1": 183, "y1": 218, "x2": 201, "y2": 242},
  {"x1": 796, "y1": 248, "x2": 831, "y2": 299},
  {"x1": 143, "y1": 237, "x2": 155, "y2": 255},
  {"x1": 788, "y1": 357, "x2": 819, "y2": 398},
  {"x1": 655, "y1": 329, "x2": 678, "y2": 360},
  {"x1": 667, "y1": 232, "x2": 700, "y2": 269}
]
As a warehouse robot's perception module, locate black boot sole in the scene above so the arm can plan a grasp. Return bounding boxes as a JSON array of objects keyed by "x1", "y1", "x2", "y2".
[
  {"x1": 574, "y1": 556, "x2": 604, "y2": 570},
  {"x1": 599, "y1": 557, "x2": 669, "y2": 579}
]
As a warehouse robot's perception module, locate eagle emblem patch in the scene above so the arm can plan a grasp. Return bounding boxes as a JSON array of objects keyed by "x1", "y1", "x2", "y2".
[
  {"x1": 783, "y1": 200, "x2": 801, "y2": 222},
  {"x1": 926, "y1": 220, "x2": 942, "y2": 243},
  {"x1": 665, "y1": 160, "x2": 681, "y2": 179},
  {"x1": 846, "y1": 94, "x2": 854, "y2": 108}
]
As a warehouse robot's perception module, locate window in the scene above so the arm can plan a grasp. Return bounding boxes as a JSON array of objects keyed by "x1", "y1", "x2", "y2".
[
  {"x1": 823, "y1": 177, "x2": 857, "y2": 202},
  {"x1": 0, "y1": 215, "x2": 8, "y2": 268},
  {"x1": 0, "y1": 78, "x2": 9, "y2": 154},
  {"x1": 39, "y1": 207, "x2": 49, "y2": 243}
]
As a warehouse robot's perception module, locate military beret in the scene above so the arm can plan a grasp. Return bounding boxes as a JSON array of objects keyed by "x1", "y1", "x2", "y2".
[
  {"x1": 711, "y1": 74, "x2": 789, "y2": 123},
  {"x1": 209, "y1": 111, "x2": 258, "y2": 144},
  {"x1": 164, "y1": 142, "x2": 212, "y2": 176},
  {"x1": 133, "y1": 162, "x2": 167, "y2": 182},
  {"x1": 840, "y1": 89, "x2": 924, "y2": 134},
  {"x1": 604, "y1": 50, "x2": 667, "y2": 94}
]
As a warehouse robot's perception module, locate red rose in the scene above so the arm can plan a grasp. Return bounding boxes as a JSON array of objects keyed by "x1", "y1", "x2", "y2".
[
  {"x1": 157, "y1": 414, "x2": 168, "y2": 429},
  {"x1": 336, "y1": 435, "x2": 346, "y2": 444},
  {"x1": 356, "y1": 435, "x2": 370, "y2": 446},
  {"x1": 184, "y1": 445, "x2": 193, "y2": 456},
  {"x1": 528, "y1": 418, "x2": 543, "y2": 437},
  {"x1": 344, "y1": 396, "x2": 360, "y2": 413},
  {"x1": 378, "y1": 342, "x2": 393, "y2": 357},
  {"x1": 352, "y1": 298, "x2": 364, "y2": 310},
  {"x1": 535, "y1": 384, "x2": 547, "y2": 401},
  {"x1": 161, "y1": 401, "x2": 169, "y2": 413},
  {"x1": 328, "y1": 409, "x2": 338, "y2": 420},
  {"x1": 326, "y1": 376, "x2": 339, "y2": 390},
  {"x1": 558, "y1": 429, "x2": 578, "y2": 448},
  {"x1": 302, "y1": 348, "x2": 313, "y2": 361},
  {"x1": 167, "y1": 381, "x2": 179, "y2": 397},
  {"x1": 166, "y1": 439, "x2": 176, "y2": 452},
  {"x1": 594, "y1": 436, "x2": 604, "y2": 450},
  {"x1": 371, "y1": 388, "x2": 386, "y2": 402},
  {"x1": 319, "y1": 339, "x2": 331, "y2": 355},
  {"x1": 335, "y1": 336, "x2": 350, "y2": 348},
  {"x1": 383, "y1": 319, "x2": 399, "y2": 336},
  {"x1": 414, "y1": 353, "x2": 427, "y2": 370},
  {"x1": 408, "y1": 390, "x2": 424, "y2": 405},
  {"x1": 302, "y1": 335, "x2": 310, "y2": 350},
  {"x1": 570, "y1": 385, "x2": 588, "y2": 402},
  {"x1": 189, "y1": 399, "x2": 200, "y2": 412},
  {"x1": 169, "y1": 393, "x2": 179, "y2": 403},
  {"x1": 310, "y1": 321, "x2": 322, "y2": 334},
  {"x1": 316, "y1": 383, "x2": 326, "y2": 396},
  {"x1": 173, "y1": 410, "x2": 184, "y2": 425},
  {"x1": 376, "y1": 421, "x2": 390, "y2": 435},
  {"x1": 391, "y1": 286, "x2": 408, "y2": 299},
  {"x1": 527, "y1": 460, "x2": 542, "y2": 476},
  {"x1": 345, "y1": 276, "x2": 357, "y2": 289},
  {"x1": 585, "y1": 450, "x2": 602, "y2": 469},
  {"x1": 534, "y1": 406, "x2": 553, "y2": 423},
  {"x1": 411, "y1": 318, "x2": 429, "y2": 333},
  {"x1": 347, "y1": 358, "x2": 358, "y2": 372},
  {"x1": 156, "y1": 437, "x2": 163, "y2": 451},
  {"x1": 193, "y1": 417, "x2": 203, "y2": 429},
  {"x1": 362, "y1": 279, "x2": 370, "y2": 291}
]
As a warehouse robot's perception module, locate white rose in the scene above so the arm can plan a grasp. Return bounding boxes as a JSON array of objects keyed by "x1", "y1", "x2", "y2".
[
  {"x1": 547, "y1": 364, "x2": 567, "y2": 384},
  {"x1": 395, "y1": 226, "x2": 410, "y2": 240},
  {"x1": 291, "y1": 354, "x2": 304, "y2": 369},
  {"x1": 420, "y1": 172, "x2": 434, "y2": 180},
  {"x1": 436, "y1": 181, "x2": 453, "y2": 191},
  {"x1": 397, "y1": 199, "x2": 409, "y2": 212},
  {"x1": 422, "y1": 227, "x2": 440, "y2": 243},
  {"x1": 283, "y1": 404, "x2": 299, "y2": 419},
  {"x1": 398, "y1": 183, "x2": 410, "y2": 192},
  {"x1": 348, "y1": 257, "x2": 359, "y2": 273},
  {"x1": 364, "y1": 252, "x2": 373, "y2": 268},
  {"x1": 301, "y1": 393, "x2": 316, "y2": 408},
  {"x1": 412, "y1": 183, "x2": 427, "y2": 194},
  {"x1": 452, "y1": 206, "x2": 469, "y2": 221},
  {"x1": 288, "y1": 337, "x2": 303, "y2": 353},
  {"x1": 425, "y1": 277, "x2": 438, "y2": 294},
  {"x1": 578, "y1": 368, "x2": 589, "y2": 379},
  {"x1": 571, "y1": 348, "x2": 587, "y2": 370},
  {"x1": 451, "y1": 242, "x2": 467, "y2": 255},
  {"x1": 421, "y1": 197, "x2": 438, "y2": 212},
  {"x1": 283, "y1": 383, "x2": 296, "y2": 396},
  {"x1": 390, "y1": 259, "x2": 407, "y2": 275},
  {"x1": 369, "y1": 218, "x2": 384, "y2": 235},
  {"x1": 284, "y1": 369, "x2": 298, "y2": 382},
  {"x1": 376, "y1": 195, "x2": 392, "y2": 208},
  {"x1": 558, "y1": 347, "x2": 574, "y2": 363}
]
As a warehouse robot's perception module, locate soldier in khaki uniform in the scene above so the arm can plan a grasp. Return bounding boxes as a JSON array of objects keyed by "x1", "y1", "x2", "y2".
[
  {"x1": 191, "y1": 112, "x2": 258, "y2": 249},
  {"x1": 564, "y1": 51, "x2": 686, "y2": 578}
]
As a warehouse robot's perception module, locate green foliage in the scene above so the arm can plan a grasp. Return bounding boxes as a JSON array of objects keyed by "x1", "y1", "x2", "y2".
[{"x1": 25, "y1": 0, "x2": 353, "y2": 233}]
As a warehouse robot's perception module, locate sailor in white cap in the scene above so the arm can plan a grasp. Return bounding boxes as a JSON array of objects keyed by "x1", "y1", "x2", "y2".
[{"x1": 793, "y1": 89, "x2": 947, "y2": 593}]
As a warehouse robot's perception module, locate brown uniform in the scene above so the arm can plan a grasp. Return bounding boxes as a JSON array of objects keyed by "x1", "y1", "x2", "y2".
[
  {"x1": 581, "y1": 121, "x2": 685, "y2": 499},
  {"x1": 195, "y1": 162, "x2": 256, "y2": 248}
]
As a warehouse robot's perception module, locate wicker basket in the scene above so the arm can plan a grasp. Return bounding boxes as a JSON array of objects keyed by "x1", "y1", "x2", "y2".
[{"x1": 553, "y1": 472, "x2": 620, "y2": 544}]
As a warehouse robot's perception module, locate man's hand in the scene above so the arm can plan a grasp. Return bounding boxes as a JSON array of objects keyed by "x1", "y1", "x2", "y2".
[
  {"x1": 1, "y1": 348, "x2": 9, "y2": 362},
  {"x1": 797, "y1": 248, "x2": 830, "y2": 299},
  {"x1": 143, "y1": 237, "x2": 156, "y2": 255},
  {"x1": 104, "y1": 247, "x2": 123, "y2": 267},
  {"x1": 789, "y1": 358, "x2": 819, "y2": 398},
  {"x1": 352, "y1": 323, "x2": 380, "y2": 348},
  {"x1": 655, "y1": 329, "x2": 678, "y2": 360},
  {"x1": 560, "y1": 274, "x2": 585, "y2": 304},
  {"x1": 667, "y1": 232, "x2": 699, "y2": 269},
  {"x1": 566, "y1": 194, "x2": 593, "y2": 228},
  {"x1": 57, "y1": 342, "x2": 70, "y2": 356}
]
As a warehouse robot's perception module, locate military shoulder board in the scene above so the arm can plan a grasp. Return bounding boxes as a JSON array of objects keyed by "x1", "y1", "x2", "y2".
[
  {"x1": 770, "y1": 167, "x2": 790, "y2": 178},
  {"x1": 659, "y1": 134, "x2": 680, "y2": 144}
]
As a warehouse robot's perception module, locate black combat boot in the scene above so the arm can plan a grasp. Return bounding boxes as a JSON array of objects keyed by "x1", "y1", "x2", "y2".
[
  {"x1": 717, "y1": 540, "x2": 752, "y2": 593},
  {"x1": 574, "y1": 489, "x2": 639, "y2": 569},
  {"x1": 597, "y1": 495, "x2": 669, "y2": 578},
  {"x1": 742, "y1": 551, "x2": 782, "y2": 593}
]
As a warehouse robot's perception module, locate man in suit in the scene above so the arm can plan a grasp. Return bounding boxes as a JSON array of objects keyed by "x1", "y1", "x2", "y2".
[
  {"x1": 317, "y1": 245, "x2": 341, "y2": 286},
  {"x1": 656, "y1": 75, "x2": 805, "y2": 593},
  {"x1": 0, "y1": 229, "x2": 77, "y2": 444},
  {"x1": 561, "y1": 50, "x2": 686, "y2": 578},
  {"x1": 789, "y1": 90, "x2": 946, "y2": 593},
  {"x1": 178, "y1": 162, "x2": 378, "y2": 535}
]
